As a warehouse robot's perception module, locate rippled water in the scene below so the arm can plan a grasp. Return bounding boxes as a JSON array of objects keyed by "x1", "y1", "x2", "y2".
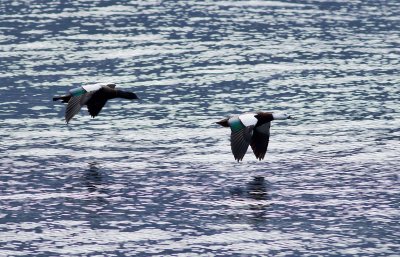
[{"x1": 1, "y1": 0, "x2": 399, "y2": 256}]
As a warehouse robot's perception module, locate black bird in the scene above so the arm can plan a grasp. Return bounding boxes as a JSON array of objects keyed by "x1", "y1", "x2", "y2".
[
  {"x1": 217, "y1": 112, "x2": 292, "y2": 162},
  {"x1": 53, "y1": 83, "x2": 139, "y2": 123}
]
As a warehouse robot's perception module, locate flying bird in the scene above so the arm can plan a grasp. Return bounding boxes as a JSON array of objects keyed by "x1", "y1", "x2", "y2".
[
  {"x1": 217, "y1": 112, "x2": 292, "y2": 161},
  {"x1": 53, "y1": 83, "x2": 139, "y2": 123}
]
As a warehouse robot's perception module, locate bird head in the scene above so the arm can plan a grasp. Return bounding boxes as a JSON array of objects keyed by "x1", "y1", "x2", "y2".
[{"x1": 125, "y1": 92, "x2": 139, "y2": 100}]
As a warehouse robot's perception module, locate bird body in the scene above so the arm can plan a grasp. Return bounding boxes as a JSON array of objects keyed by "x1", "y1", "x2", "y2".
[
  {"x1": 53, "y1": 83, "x2": 138, "y2": 124},
  {"x1": 217, "y1": 112, "x2": 291, "y2": 161}
]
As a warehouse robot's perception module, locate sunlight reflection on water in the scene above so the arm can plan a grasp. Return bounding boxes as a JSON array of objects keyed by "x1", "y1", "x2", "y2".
[{"x1": 0, "y1": 0, "x2": 399, "y2": 256}]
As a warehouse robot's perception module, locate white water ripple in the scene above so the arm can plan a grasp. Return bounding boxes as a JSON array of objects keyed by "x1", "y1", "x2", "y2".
[{"x1": 0, "y1": 0, "x2": 399, "y2": 256}]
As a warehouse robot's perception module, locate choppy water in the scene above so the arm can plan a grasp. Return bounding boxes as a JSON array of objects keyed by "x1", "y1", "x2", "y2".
[{"x1": 1, "y1": 0, "x2": 399, "y2": 256}]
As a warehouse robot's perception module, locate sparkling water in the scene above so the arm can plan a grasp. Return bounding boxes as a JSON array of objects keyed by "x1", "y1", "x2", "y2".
[{"x1": 0, "y1": 0, "x2": 399, "y2": 256}]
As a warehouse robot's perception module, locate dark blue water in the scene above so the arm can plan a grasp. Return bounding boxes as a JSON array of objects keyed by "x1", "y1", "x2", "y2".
[{"x1": 1, "y1": 0, "x2": 399, "y2": 256}]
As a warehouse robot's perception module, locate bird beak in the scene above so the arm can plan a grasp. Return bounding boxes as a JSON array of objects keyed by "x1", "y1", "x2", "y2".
[{"x1": 288, "y1": 115, "x2": 294, "y2": 119}]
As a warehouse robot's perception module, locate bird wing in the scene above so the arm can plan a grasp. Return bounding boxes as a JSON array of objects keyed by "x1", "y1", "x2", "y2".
[
  {"x1": 228, "y1": 115, "x2": 257, "y2": 161},
  {"x1": 250, "y1": 122, "x2": 271, "y2": 160},
  {"x1": 65, "y1": 94, "x2": 86, "y2": 123},
  {"x1": 85, "y1": 88, "x2": 109, "y2": 118},
  {"x1": 231, "y1": 125, "x2": 254, "y2": 161},
  {"x1": 64, "y1": 85, "x2": 113, "y2": 123},
  {"x1": 238, "y1": 113, "x2": 258, "y2": 126}
]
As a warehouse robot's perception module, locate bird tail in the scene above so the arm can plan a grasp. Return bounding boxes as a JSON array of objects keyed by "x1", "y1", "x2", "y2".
[{"x1": 216, "y1": 118, "x2": 230, "y2": 127}]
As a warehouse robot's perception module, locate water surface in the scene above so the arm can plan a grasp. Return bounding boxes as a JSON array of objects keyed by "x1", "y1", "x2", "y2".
[{"x1": 0, "y1": 0, "x2": 399, "y2": 256}]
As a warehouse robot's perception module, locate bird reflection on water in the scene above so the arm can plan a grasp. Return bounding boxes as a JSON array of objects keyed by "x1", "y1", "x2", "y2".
[
  {"x1": 83, "y1": 162, "x2": 106, "y2": 196},
  {"x1": 83, "y1": 162, "x2": 109, "y2": 203},
  {"x1": 81, "y1": 162, "x2": 112, "y2": 229},
  {"x1": 246, "y1": 176, "x2": 269, "y2": 201},
  {"x1": 230, "y1": 176, "x2": 269, "y2": 202},
  {"x1": 227, "y1": 176, "x2": 271, "y2": 224}
]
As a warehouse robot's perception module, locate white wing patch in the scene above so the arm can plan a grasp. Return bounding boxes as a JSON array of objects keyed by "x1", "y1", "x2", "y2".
[
  {"x1": 82, "y1": 83, "x2": 103, "y2": 92},
  {"x1": 238, "y1": 113, "x2": 258, "y2": 127}
]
